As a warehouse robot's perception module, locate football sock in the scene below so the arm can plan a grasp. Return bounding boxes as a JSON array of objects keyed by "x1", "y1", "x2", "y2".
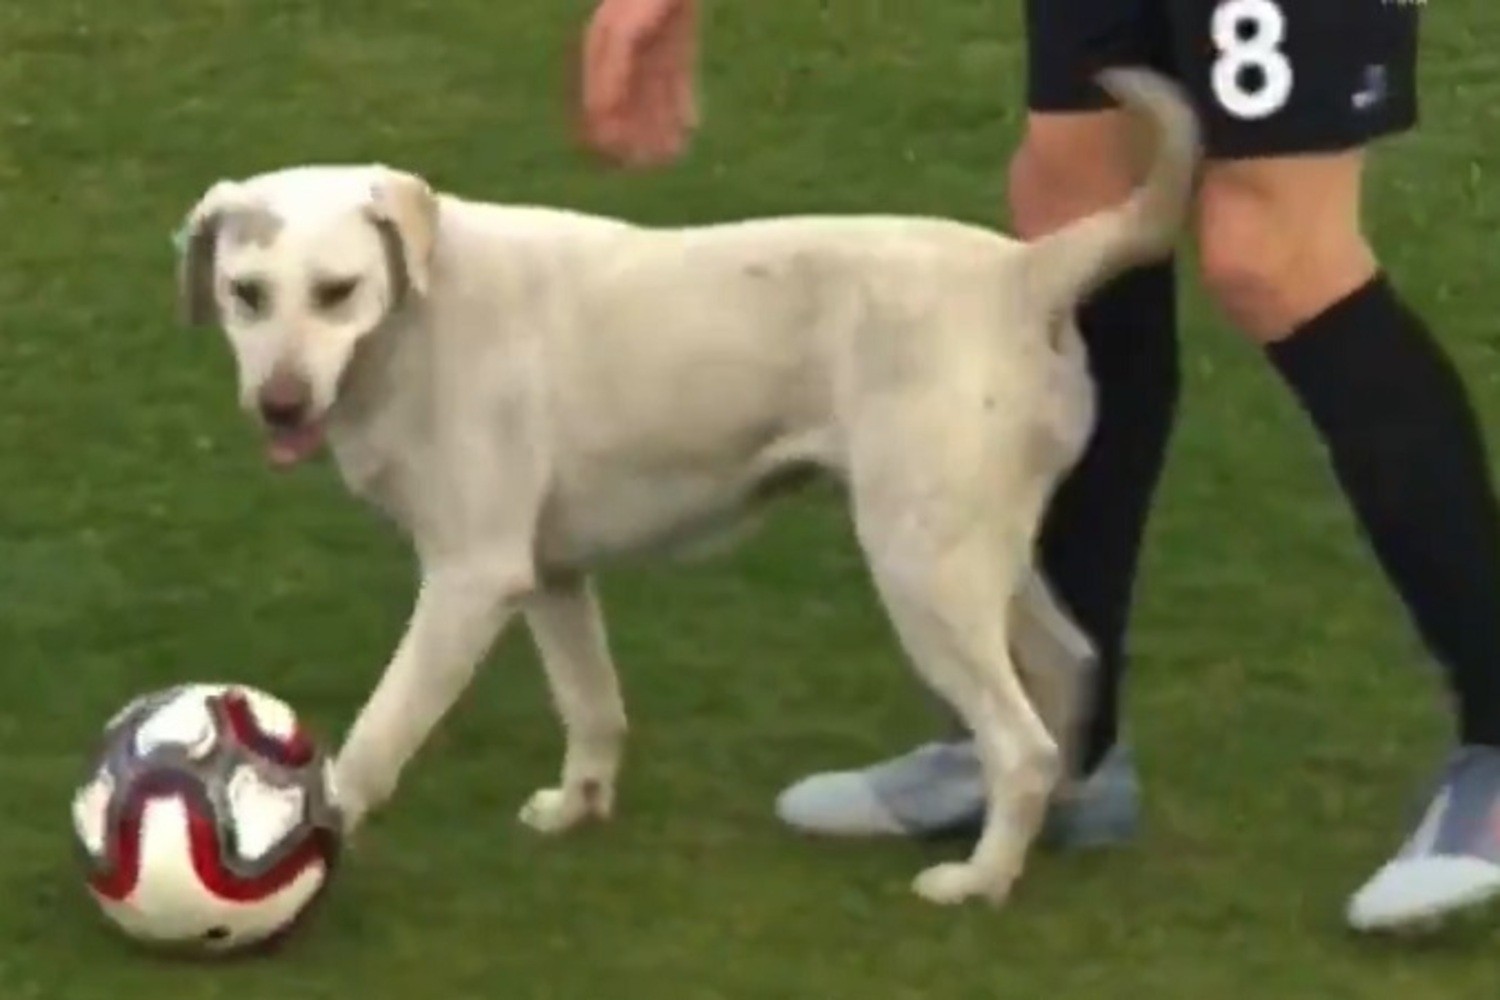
[
  {"x1": 1039, "y1": 260, "x2": 1181, "y2": 774},
  {"x1": 1268, "y1": 274, "x2": 1500, "y2": 748}
]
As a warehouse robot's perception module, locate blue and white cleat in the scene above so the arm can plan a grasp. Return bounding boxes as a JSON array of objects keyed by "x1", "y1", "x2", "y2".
[
  {"x1": 774, "y1": 739, "x2": 1140, "y2": 849},
  {"x1": 1346, "y1": 745, "x2": 1500, "y2": 933}
]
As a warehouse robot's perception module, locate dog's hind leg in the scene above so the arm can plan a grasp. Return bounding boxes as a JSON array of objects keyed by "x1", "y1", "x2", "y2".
[
  {"x1": 850, "y1": 441, "x2": 1061, "y2": 906},
  {"x1": 1008, "y1": 569, "x2": 1097, "y2": 786},
  {"x1": 518, "y1": 573, "x2": 628, "y2": 834}
]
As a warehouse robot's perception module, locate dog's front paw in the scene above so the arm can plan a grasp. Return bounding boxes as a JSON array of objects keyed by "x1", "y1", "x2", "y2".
[
  {"x1": 911, "y1": 861, "x2": 1014, "y2": 907},
  {"x1": 323, "y1": 761, "x2": 367, "y2": 839},
  {"x1": 518, "y1": 781, "x2": 612, "y2": 835}
]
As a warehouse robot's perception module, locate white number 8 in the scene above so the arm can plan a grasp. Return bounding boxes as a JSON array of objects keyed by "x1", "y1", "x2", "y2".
[{"x1": 1210, "y1": 0, "x2": 1293, "y2": 120}]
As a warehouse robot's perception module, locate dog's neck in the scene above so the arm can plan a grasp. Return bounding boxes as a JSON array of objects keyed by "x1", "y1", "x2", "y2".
[{"x1": 323, "y1": 300, "x2": 433, "y2": 504}]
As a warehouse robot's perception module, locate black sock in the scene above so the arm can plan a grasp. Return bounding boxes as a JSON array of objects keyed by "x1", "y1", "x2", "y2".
[
  {"x1": 1268, "y1": 275, "x2": 1500, "y2": 748},
  {"x1": 1039, "y1": 261, "x2": 1181, "y2": 774}
]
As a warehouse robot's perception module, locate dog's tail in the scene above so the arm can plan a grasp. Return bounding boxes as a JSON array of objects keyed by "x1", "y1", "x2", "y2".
[{"x1": 1021, "y1": 67, "x2": 1201, "y2": 315}]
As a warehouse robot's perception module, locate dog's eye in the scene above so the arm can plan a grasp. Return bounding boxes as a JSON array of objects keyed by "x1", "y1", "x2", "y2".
[
  {"x1": 228, "y1": 279, "x2": 267, "y2": 314},
  {"x1": 312, "y1": 278, "x2": 359, "y2": 310}
]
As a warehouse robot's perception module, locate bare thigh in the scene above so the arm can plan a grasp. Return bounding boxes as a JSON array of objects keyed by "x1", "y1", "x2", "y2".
[{"x1": 1009, "y1": 110, "x2": 1141, "y2": 240}]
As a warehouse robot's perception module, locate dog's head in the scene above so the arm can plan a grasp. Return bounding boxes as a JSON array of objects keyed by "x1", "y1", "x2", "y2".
[{"x1": 175, "y1": 164, "x2": 439, "y2": 467}]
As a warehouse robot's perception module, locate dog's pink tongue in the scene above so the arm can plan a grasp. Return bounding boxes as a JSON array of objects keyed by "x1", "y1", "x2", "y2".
[{"x1": 266, "y1": 424, "x2": 326, "y2": 468}]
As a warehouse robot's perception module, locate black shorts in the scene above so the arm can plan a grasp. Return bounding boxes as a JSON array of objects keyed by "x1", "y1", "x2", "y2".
[{"x1": 1026, "y1": 0, "x2": 1420, "y2": 159}]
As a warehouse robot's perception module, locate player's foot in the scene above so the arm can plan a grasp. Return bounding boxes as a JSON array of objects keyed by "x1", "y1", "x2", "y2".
[
  {"x1": 774, "y1": 739, "x2": 1140, "y2": 848},
  {"x1": 1346, "y1": 744, "x2": 1500, "y2": 933}
]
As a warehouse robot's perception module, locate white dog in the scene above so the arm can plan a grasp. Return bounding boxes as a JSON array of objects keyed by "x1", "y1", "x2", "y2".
[{"x1": 175, "y1": 67, "x2": 1199, "y2": 907}]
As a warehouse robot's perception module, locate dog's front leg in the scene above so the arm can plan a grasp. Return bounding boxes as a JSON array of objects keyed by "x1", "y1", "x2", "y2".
[
  {"x1": 517, "y1": 572, "x2": 627, "y2": 835},
  {"x1": 330, "y1": 561, "x2": 528, "y2": 832}
]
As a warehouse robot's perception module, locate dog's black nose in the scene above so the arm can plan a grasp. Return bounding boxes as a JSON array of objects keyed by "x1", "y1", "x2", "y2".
[
  {"x1": 257, "y1": 371, "x2": 312, "y2": 428},
  {"x1": 260, "y1": 398, "x2": 307, "y2": 429}
]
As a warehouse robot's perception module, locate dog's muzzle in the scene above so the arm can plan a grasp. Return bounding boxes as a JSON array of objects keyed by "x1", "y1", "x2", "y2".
[
  {"x1": 256, "y1": 368, "x2": 311, "y2": 429},
  {"x1": 255, "y1": 367, "x2": 325, "y2": 468}
]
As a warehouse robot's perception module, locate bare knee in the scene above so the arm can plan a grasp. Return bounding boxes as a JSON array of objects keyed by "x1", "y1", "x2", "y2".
[
  {"x1": 1007, "y1": 111, "x2": 1139, "y2": 239},
  {"x1": 1196, "y1": 155, "x2": 1378, "y2": 341}
]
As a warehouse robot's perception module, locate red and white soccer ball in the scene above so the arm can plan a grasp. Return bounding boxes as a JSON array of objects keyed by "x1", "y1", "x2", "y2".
[{"x1": 70, "y1": 683, "x2": 342, "y2": 954}]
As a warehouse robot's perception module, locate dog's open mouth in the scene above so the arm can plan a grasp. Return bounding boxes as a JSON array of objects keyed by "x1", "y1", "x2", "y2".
[{"x1": 265, "y1": 423, "x2": 326, "y2": 468}]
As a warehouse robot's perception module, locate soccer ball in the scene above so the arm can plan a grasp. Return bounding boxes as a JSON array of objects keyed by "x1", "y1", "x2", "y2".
[{"x1": 70, "y1": 683, "x2": 342, "y2": 954}]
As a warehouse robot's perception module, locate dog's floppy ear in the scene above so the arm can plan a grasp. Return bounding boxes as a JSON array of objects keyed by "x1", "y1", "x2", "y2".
[
  {"x1": 365, "y1": 167, "x2": 439, "y2": 303},
  {"x1": 173, "y1": 180, "x2": 246, "y2": 327}
]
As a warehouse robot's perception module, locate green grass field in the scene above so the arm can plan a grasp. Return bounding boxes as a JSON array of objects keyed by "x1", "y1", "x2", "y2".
[{"x1": 3, "y1": 0, "x2": 1499, "y2": 996}]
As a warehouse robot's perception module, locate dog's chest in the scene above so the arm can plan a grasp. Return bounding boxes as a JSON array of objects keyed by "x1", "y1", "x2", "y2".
[{"x1": 328, "y1": 432, "x2": 423, "y2": 530}]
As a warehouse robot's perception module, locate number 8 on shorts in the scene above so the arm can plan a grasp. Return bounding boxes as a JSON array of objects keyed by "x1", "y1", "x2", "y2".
[{"x1": 1210, "y1": 0, "x2": 1293, "y2": 120}]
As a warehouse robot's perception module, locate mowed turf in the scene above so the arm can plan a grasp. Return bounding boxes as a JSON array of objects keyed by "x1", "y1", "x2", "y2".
[{"x1": 2, "y1": 0, "x2": 1499, "y2": 996}]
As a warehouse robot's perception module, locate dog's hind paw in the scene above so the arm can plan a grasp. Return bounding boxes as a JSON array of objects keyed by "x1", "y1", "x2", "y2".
[
  {"x1": 518, "y1": 784, "x2": 610, "y2": 835},
  {"x1": 911, "y1": 861, "x2": 1014, "y2": 907}
]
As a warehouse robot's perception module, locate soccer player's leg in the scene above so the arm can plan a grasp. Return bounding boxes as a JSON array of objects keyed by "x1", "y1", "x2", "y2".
[
  {"x1": 1179, "y1": 0, "x2": 1500, "y2": 931},
  {"x1": 774, "y1": 0, "x2": 1180, "y2": 846}
]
